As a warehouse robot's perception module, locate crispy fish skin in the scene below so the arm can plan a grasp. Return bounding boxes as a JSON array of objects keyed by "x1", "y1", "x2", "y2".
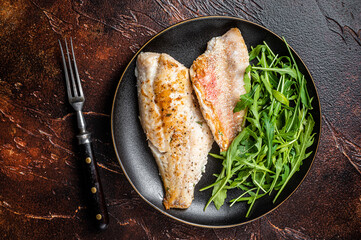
[
  {"x1": 190, "y1": 28, "x2": 249, "y2": 151},
  {"x1": 136, "y1": 52, "x2": 213, "y2": 209}
]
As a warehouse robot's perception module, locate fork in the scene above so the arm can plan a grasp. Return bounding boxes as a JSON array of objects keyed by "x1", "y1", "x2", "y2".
[{"x1": 59, "y1": 38, "x2": 109, "y2": 230}]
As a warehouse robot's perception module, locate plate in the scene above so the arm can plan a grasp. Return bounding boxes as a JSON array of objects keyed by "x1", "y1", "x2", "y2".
[{"x1": 111, "y1": 16, "x2": 321, "y2": 227}]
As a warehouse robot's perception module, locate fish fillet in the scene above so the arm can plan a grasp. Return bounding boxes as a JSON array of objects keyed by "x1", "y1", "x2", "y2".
[
  {"x1": 136, "y1": 52, "x2": 213, "y2": 209},
  {"x1": 190, "y1": 28, "x2": 249, "y2": 151}
]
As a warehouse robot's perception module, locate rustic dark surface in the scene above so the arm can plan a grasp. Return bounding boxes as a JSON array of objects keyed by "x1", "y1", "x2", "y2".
[{"x1": 0, "y1": 0, "x2": 360, "y2": 239}]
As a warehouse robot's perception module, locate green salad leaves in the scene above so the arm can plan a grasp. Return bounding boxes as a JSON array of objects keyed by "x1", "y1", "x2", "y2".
[{"x1": 201, "y1": 39, "x2": 315, "y2": 217}]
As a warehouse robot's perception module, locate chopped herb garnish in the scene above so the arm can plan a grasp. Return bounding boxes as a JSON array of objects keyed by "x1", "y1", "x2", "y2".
[{"x1": 196, "y1": 121, "x2": 203, "y2": 126}]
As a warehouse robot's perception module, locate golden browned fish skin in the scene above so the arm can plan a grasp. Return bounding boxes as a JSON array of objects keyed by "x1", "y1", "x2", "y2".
[
  {"x1": 190, "y1": 28, "x2": 249, "y2": 151},
  {"x1": 136, "y1": 52, "x2": 213, "y2": 209}
]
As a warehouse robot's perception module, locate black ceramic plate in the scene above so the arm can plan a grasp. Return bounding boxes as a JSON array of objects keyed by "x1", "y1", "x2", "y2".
[{"x1": 111, "y1": 16, "x2": 321, "y2": 228}]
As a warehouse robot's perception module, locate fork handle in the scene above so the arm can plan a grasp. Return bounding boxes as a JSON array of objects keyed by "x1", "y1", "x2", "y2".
[{"x1": 78, "y1": 133, "x2": 109, "y2": 230}]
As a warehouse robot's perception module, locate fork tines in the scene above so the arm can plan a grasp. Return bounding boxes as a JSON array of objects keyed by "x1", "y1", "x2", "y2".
[{"x1": 59, "y1": 38, "x2": 84, "y2": 103}]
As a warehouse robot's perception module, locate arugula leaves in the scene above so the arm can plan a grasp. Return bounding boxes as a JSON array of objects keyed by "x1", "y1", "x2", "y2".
[{"x1": 201, "y1": 39, "x2": 315, "y2": 217}]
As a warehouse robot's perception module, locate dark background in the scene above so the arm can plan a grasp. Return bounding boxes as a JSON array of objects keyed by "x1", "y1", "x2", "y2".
[{"x1": 0, "y1": 0, "x2": 360, "y2": 239}]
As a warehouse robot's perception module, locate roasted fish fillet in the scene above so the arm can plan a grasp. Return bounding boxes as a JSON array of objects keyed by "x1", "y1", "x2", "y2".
[
  {"x1": 136, "y1": 52, "x2": 213, "y2": 209},
  {"x1": 190, "y1": 28, "x2": 249, "y2": 151}
]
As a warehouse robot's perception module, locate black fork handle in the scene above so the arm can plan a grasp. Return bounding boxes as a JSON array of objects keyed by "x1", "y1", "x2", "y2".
[{"x1": 77, "y1": 133, "x2": 109, "y2": 230}]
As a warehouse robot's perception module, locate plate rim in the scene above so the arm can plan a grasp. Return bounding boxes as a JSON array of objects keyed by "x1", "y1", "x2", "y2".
[{"x1": 110, "y1": 15, "x2": 322, "y2": 228}]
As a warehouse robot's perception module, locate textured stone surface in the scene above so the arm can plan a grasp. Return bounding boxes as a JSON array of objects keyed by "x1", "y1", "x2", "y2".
[{"x1": 0, "y1": 0, "x2": 360, "y2": 239}]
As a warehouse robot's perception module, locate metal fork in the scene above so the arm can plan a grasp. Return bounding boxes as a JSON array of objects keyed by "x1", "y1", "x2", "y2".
[{"x1": 59, "y1": 38, "x2": 109, "y2": 230}]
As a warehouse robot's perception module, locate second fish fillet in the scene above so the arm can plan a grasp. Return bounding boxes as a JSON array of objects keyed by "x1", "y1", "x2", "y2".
[{"x1": 190, "y1": 28, "x2": 249, "y2": 151}]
